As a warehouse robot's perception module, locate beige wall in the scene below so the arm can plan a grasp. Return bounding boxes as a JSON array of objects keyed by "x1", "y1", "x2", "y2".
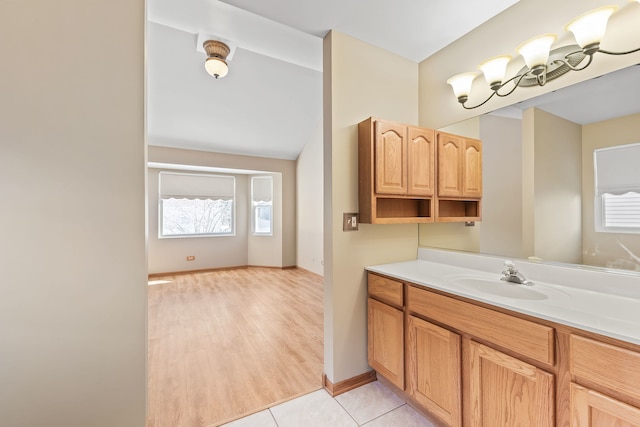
[
  {"x1": 323, "y1": 31, "x2": 420, "y2": 383},
  {"x1": 418, "y1": 0, "x2": 640, "y2": 130},
  {"x1": 479, "y1": 114, "x2": 524, "y2": 258},
  {"x1": 524, "y1": 109, "x2": 583, "y2": 263},
  {"x1": 147, "y1": 169, "x2": 250, "y2": 274},
  {"x1": 148, "y1": 145, "x2": 296, "y2": 267},
  {"x1": 0, "y1": 1, "x2": 146, "y2": 426},
  {"x1": 297, "y1": 120, "x2": 324, "y2": 275},
  {"x1": 582, "y1": 113, "x2": 640, "y2": 270}
]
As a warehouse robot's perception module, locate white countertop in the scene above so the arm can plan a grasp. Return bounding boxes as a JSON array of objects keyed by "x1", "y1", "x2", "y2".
[{"x1": 367, "y1": 257, "x2": 640, "y2": 346}]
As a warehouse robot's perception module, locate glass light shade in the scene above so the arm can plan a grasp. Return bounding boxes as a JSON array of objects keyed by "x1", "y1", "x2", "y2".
[
  {"x1": 205, "y1": 57, "x2": 229, "y2": 78},
  {"x1": 517, "y1": 34, "x2": 557, "y2": 70},
  {"x1": 478, "y1": 55, "x2": 512, "y2": 88},
  {"x1": 446, "y1": 72, "x2": 478, "y2": 100},
  {"x1": 565, "y1": 6, "x2": 618, "y2": 48}
]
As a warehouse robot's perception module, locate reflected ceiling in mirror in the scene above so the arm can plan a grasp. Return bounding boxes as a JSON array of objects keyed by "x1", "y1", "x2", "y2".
[{"x1": 490, "y1": 64, "x2": 640, "y2": 124}]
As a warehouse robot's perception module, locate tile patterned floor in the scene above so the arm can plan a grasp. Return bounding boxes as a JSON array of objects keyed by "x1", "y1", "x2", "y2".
[{"x1": 220, "y1": 381, "x2": 437, "y2": 427}]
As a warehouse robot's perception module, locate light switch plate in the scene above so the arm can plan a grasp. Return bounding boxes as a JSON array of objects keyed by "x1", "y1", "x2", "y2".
[{"x1": 343, "y1": 213, "x2": 359, "y2": 231}]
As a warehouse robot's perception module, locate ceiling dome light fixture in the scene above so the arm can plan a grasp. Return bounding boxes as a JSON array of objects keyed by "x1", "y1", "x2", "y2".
[
  {"x1": 447, "y1": 3, "x2": 640, "y2": 109},
  {"x1": 203, "y1": 40, "x2": 230, "y2": 79}
]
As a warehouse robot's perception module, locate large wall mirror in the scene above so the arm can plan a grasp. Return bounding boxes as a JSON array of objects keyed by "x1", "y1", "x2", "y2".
[{"x1": 420, "y1": 64, "x2": 640, "y2": 273}]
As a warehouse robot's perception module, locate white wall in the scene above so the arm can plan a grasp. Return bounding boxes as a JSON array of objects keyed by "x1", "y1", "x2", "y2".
[
  {"x1": 147, "y1": 169, "x2": 249, "y2": 274},
  {"x1": 324, "y1": 31, "x2": 419, "y2": 383},
  {"x1": 297, "y1": 120, "x2": 324, "y2": 275},
  {"x1": 0, "y1": 1, "x2": 146, "y2": 426}
]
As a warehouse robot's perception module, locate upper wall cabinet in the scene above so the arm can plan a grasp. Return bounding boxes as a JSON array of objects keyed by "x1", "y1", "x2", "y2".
[
  {"x1": 437, "y1": 132, "x2": 482, "y2": 198},
  {"x1": 435, "y1": 132, "x2": 482, "y2": 223},
  {"x1": 358, "y1": 117, "x2": 481, "y2": 224},
  {"x1": 359, "y1": 117, "x2": 435, "y2": 224}
]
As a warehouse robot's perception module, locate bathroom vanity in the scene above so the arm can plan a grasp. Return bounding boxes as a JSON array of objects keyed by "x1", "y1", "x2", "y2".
[{"x1": 367, "y1": 248, "x2": 640, "y2": 427}]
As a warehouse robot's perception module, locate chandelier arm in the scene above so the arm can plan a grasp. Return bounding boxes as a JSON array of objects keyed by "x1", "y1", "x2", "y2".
[
  {"x1": 461, "y1": 90, "x2": 499, "y2": 110},
  {"x1": 495, "y1": 72, "x2": 529, "y2": 98},
  {"x1": 599, "y1": 47, "x2": 640, "y2": 55},
  {"x1": 461, "y1": 71, "x2": 530, "y2": 109},
  {"x1": 555, "y1": 52, "x2": 595, "y2": 72}
]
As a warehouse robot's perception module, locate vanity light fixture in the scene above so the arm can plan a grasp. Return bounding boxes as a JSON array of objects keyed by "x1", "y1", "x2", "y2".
[
  {"x1": 447, "y1": 3, "x2": 640, "y2": 109},
  {"x1": 203, "y1": 40, "x2": 230, "y2": 79}
]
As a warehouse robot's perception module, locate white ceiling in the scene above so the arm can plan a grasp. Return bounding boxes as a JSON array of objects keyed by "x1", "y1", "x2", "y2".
[
  {"x1": 147, "y1": 0, "x2": 640, "y2": 160},
  {"x1": 146, "y1": 0, "x2": 520, "y2": 160}
]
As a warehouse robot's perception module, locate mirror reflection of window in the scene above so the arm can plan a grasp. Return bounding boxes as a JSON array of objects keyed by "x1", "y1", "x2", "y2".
[
  {"x1": 251, "y1": 176, "x2": 273, "y2": 236},
  {"x1": 594, "y1": 143, "x2": 640, "y2": 234}
]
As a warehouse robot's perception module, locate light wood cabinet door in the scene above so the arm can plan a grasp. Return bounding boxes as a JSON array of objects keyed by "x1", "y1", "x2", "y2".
[
  {"x1": 463, "y1": 139, "x2": 482, "y2": 197},
  {"x1": 368, "y1": 297, "x2": 404, "y2": 389},
  {"x1": 437, "y1": 132, "x2": 464, "y2": 197},
  {"x1": 407, "y1": 126, "x2": 435, "y2": 197},
  {"x1": 437, "y1": 132, "x2": 482, "y2": 198},
  {"x1": 469, "y1": 341, "x2": 554, "y2": 427},
  {"x1": 571, "y1": 383, "x2": 640, "y2": 426},
  {"x1": 407, "y1": 315, "x2": 461, "y2": 427},
  {"x1": 375, "y1": 121, "x2": 407, "y2": 195}
]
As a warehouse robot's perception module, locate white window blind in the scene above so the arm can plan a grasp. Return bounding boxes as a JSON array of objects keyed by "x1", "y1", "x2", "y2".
[
  {"x1": 252, "y1": 175, "x2": 273, "y2": 203},
  {"x1": 160, "y1": 172, "x2": 235, "y2": 200},
  {"x1": 594, "y1": 143, "x2": 640, "y2": 233},
  {"x1": 602, "y1": 193, "x2": 640, "y2": 227}
]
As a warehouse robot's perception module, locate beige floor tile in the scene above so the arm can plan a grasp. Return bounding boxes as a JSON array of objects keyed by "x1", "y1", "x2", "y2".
[
  {"x1": 335, "y1": 381, "x2": 405, "y2": 424},
  {"x1": 362, "y1": 404, "x2": 438, "y2": 427},
  {"x1": 270, "y1": 389, "x2": 357, "y2": 427}
]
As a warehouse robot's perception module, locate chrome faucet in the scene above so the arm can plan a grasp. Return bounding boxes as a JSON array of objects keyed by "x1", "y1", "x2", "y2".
[{"x1": 501, "y1": 261, "x2": 534, "y2": 286}]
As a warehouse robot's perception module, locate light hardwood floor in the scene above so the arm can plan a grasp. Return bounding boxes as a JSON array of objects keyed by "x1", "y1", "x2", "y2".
[{"x1": 147, "y1": 267, "x2": 324, "y2": 427}]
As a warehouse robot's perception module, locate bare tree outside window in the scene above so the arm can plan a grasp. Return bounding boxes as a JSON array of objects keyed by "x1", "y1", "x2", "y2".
[{"x1": 161, "y1": 198, "x2": 233, "y2": 236}]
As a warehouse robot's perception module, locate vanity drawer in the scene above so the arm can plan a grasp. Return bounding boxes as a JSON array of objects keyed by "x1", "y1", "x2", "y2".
[
  {"x1": 368, "y1": 273, "x2": 403, "y2": 307},
  {"x1": 570, "y1": 335, "x2": 640, "y2": 401},
  {"x1": 407, "y1": 285, "x2": 555, "y2": 365}
]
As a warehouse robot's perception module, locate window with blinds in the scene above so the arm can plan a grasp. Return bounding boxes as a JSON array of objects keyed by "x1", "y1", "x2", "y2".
[
  {"x1": 251, "y1": 176, "x2": 273, "y2": 235},
  {"x1": 594, "y1": 143, "x2": 640, "y2": 234},
  {"x1": 159, "y1": 172, "x2": 235, "y2": 237}
]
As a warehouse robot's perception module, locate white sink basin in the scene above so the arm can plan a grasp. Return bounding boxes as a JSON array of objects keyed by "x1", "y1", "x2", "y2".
[{"x1": 449, "y1": 277, "x2": 548, "y2": 300}]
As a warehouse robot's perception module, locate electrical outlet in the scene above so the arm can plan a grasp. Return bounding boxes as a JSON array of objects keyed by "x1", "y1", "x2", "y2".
[
  {"x1": 186, "y1": 256, "x2": 196, "y2": 261},
  {"x1": 343, "y1": 213, "x2": 359, "y2": 231}
]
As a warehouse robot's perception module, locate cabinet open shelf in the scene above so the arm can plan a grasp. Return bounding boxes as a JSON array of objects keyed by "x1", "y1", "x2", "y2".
[
  {"x1": 436, "y1": 199, "x2": 481, "y2": 222},
  {"x1": 375, "y1": 198, "x2": 433, "y2": 223}
]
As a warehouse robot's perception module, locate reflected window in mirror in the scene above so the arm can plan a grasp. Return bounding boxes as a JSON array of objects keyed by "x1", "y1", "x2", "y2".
[
  {"x1": 594, "y1": 143, "x2": 640, "y2": 234},
  {"x1": 251, "y1": 175, "x2": 273, "y2": 236}
]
